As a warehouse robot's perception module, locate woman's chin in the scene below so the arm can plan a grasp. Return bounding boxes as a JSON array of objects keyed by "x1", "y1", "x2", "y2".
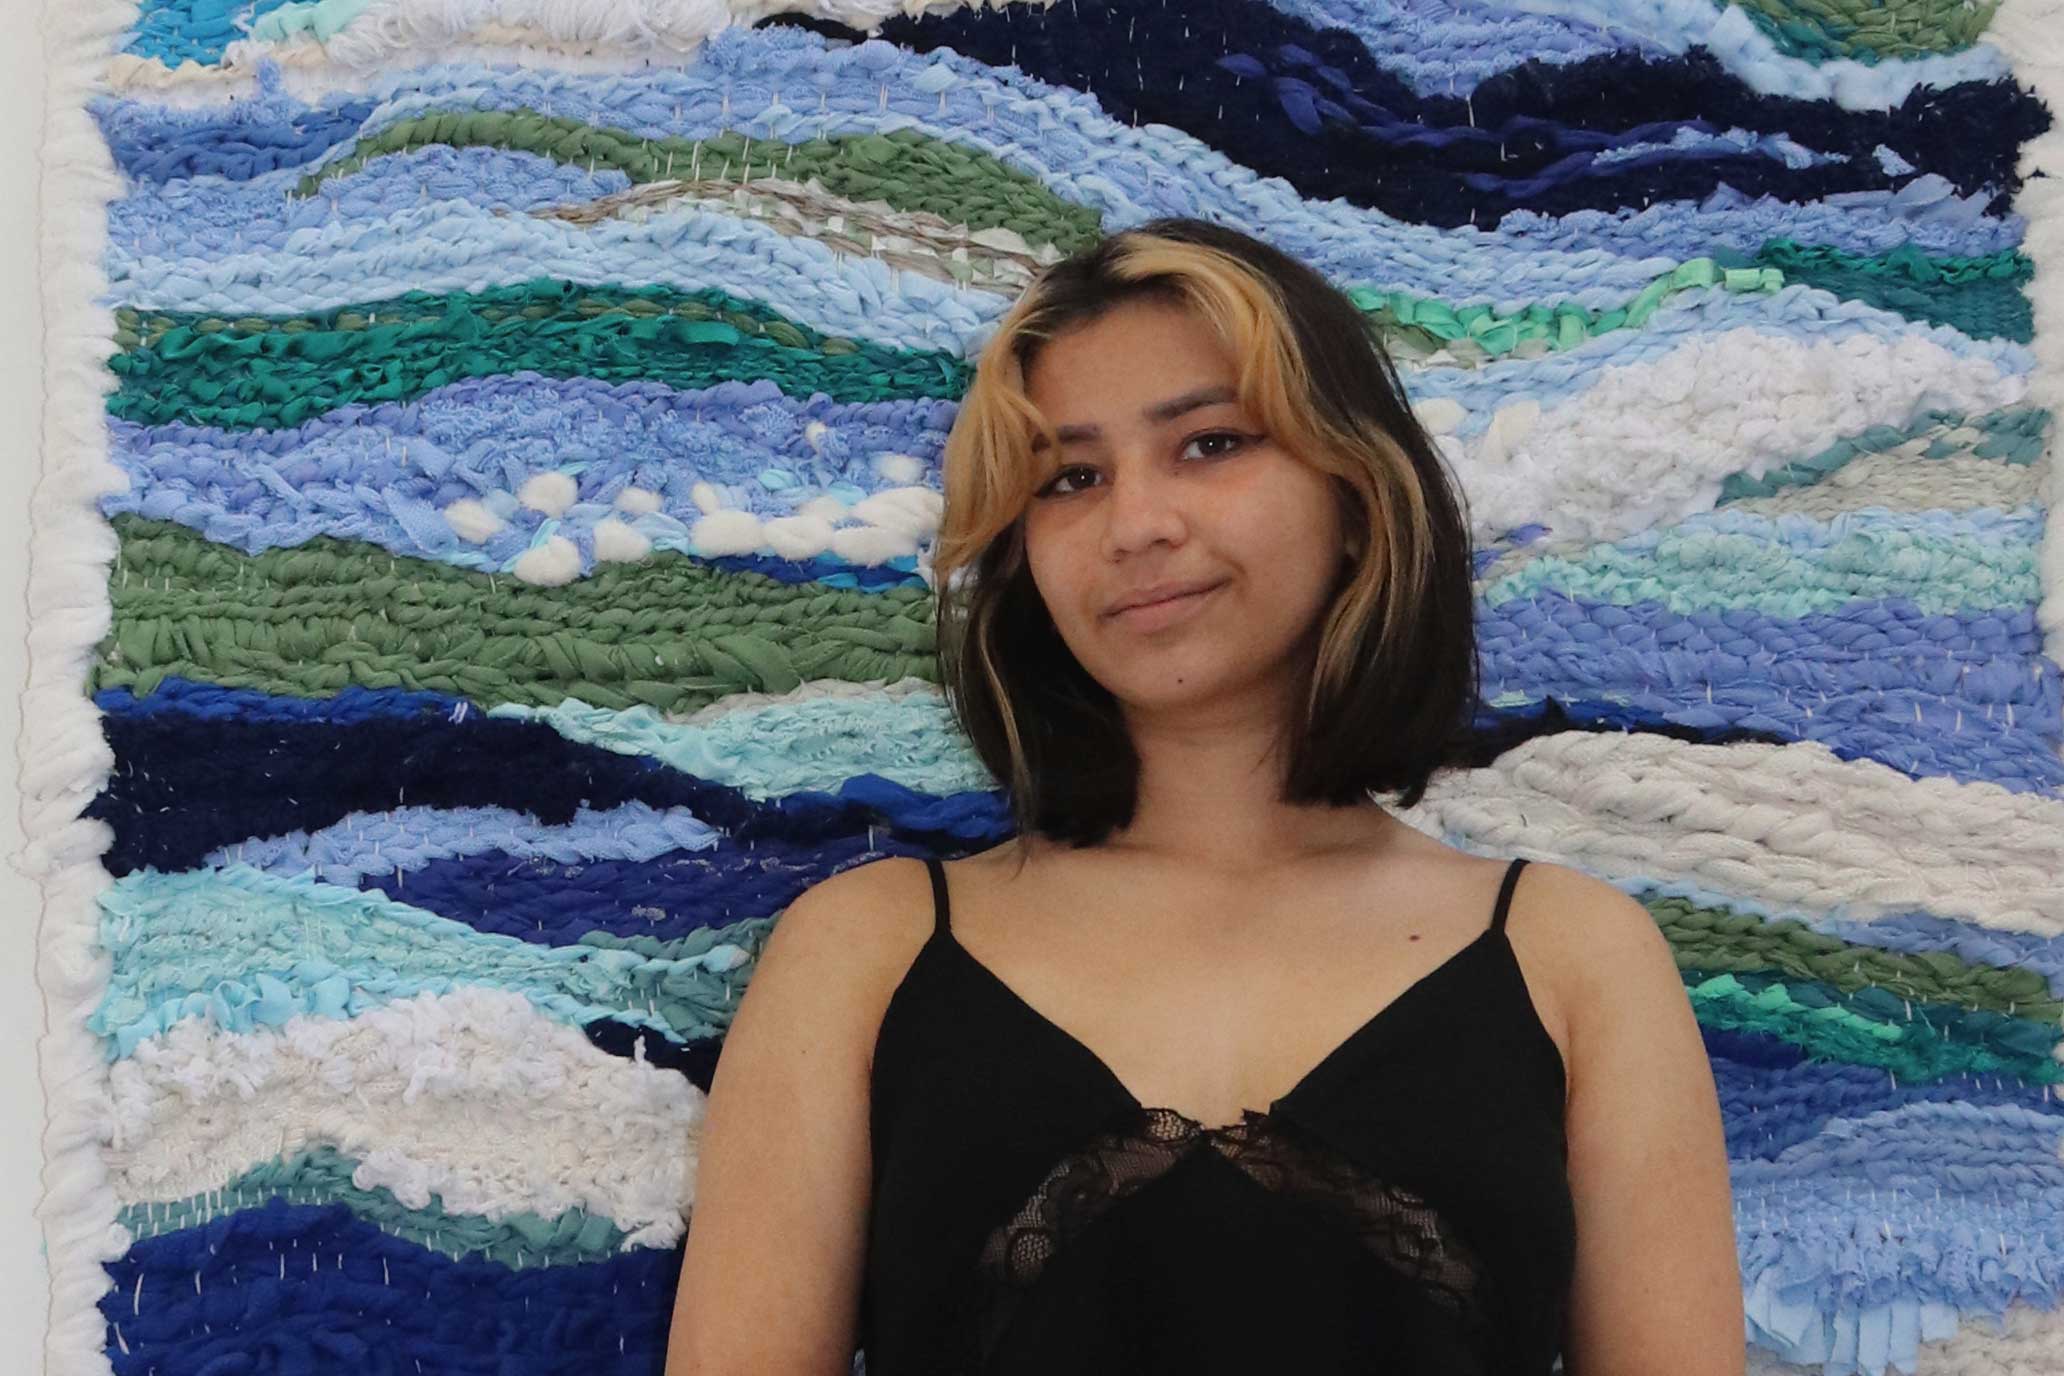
[{"x1": 1103, "y1": 666, "x2": 1238, "y2": 712}]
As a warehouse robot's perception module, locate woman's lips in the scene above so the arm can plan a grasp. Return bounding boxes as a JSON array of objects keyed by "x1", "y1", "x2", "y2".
[{"x1": 1109, "y1": 581, "x2": 1223, "y2": 631}]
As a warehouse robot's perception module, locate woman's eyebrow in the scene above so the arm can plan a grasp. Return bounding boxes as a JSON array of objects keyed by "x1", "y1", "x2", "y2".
[{"x1": 1033, "y1": 384, "x2": 1239, "y2": 450}]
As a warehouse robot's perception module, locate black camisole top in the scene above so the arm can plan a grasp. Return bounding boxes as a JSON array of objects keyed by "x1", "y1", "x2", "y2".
[{"x1": 860, "y1": 854, "x2": 1576, "y2": 1375}]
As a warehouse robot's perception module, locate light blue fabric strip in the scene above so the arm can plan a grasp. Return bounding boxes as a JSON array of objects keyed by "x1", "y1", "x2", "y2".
[
  {"x1": 487, "y1": 691, "x2": 993, "y2": 802},
  {"x1": 1479, "y1": 506, "x2": 2044, "y2": 618},
  {"x1": 90, "y1": 865, "x2": 762, "y2": 1058},
  {"x1": 201, "y1": 801, "x2": 722, "y2": 883}
]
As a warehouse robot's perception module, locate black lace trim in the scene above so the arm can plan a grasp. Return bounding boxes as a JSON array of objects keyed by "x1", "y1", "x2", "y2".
[{"x1": 972, "y1": 1106, "x2": 1494, "y2": 1364}]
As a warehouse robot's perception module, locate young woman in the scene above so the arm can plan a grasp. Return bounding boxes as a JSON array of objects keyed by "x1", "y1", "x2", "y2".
[{"x1": 669, "y1": 218, "x2": 1743, "y2": 1375}]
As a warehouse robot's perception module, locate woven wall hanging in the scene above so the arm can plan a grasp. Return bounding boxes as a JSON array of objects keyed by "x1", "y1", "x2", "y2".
[{"x1": 21, "y1": 1, "x2": 2064, "y2": 1372}]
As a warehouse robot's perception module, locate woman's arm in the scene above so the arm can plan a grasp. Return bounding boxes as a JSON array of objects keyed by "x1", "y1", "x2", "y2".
[
  {"x1": 1553, "y1": 872, "x2": 1746, "y2": 1376},
  {"x1": 666, "y1": 859, "x2": 920, "y2": 1375}
]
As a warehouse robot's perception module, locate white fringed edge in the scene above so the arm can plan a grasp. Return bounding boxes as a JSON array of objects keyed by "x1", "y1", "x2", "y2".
[
  {"x1": 23, "y1": 0, "x2": 141, "y2": 1373},
  {"x1": 1993, "y1": 1, "x2": 2064, "y2": 679}
]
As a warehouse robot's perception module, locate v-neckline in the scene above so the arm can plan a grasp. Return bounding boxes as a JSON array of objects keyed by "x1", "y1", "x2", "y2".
[{"x1": 933, "y1": 920, "x2": 1504, "y2": 1134}]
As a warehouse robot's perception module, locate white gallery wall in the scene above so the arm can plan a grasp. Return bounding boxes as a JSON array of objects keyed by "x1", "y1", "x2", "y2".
[{"x1": 7, "y1": 12, "x2": 55, "y2": 1367}]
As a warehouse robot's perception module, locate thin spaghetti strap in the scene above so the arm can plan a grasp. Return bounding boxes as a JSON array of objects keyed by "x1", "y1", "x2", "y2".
[
  {"x1": 923, "y1": 854, "x2": 952, "y2": 938},
  {"x1": 1489, "y1": 857, "x2": 1528, "y2": 935}
]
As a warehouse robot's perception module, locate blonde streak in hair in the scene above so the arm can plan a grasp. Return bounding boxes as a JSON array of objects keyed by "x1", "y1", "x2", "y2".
[
  {"x1": 1353, "y1": 433, "x2": 1429, "y2": 633},
  {"x1": 938, "y1": 319, "x2": 1053, "y2": 575},
  {"x1": 980, "y1": 312, "x2": 1061, "y2": 498},
  {"x1": 939, "y1": 357, "x2": 1011, "y2": 568},
  {"x1": 1188, "y1": 265, "x2": 1282, "y2": 397},
  {"x1": 934, "y1": 406, "x2": 986, "y2": 576},
  {"x1": 941, "y1": 294, "x2": 1054, "y2": 831},
  {"x1": 936, "y1": 425, "x2": 1007, "y2": 572},
  {"x1": 1108, "y1": 237, "x2": 1270, "y2": 356},
  {"x1": 1290, "y1": 415, "x2": 1433, "y2": 722},
  {"x1": 1306, "y1": 483, "x2": 1380, "y2": 720}
]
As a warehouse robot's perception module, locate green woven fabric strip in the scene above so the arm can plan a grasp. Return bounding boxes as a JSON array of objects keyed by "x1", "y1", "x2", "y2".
[
  {"x1": 110, "y1": 280, "x2": 868, "y2": 353},
  {"x1": 97, "y1": 514, "x2": 937, "y2": 712},
  {"x1": 116, "y1": 1144, "x2": 630, "y2": 1264},
  {"x1": 1753, "y1": 240, "x2": 2035, "y2": 342},
  {"x1": 1686, "y1": 973, "x2": 2064, "y2": 1084},
  {"x1": 581, "y1": 920, "x2": 776, "y2": 968},
  {"x1": 1687, "y1": 966, "x2": 2064, "y2": 1063},
  {"x1": 1655, "y1": 894, "x2": 2062, "y2": 1021},
  {"x1": 106, "y1": 270, "x2": 1769, "y2": 432},
  {"x1": 1352, "y1": 258, "x2": 1783, "y2": 362},
  {"x1": 110, "y1": 280, "x2": 972, "y2": 428},
  {"x1": 1727, "y1": 0, "x2": 2002, "y2": 62},
  {"x1": 1361, "y1": 241, "x2": 2026, "y2": 358},
  {"x1": 297, "y1": 115, "x2": 1106, "y2": 259},
  {"x1": 1717, "y1": 406, "x2": 2051, "y2": 502},
  {"x1": 581, "y1": 920, "x2": 776, "y2": 1039}
]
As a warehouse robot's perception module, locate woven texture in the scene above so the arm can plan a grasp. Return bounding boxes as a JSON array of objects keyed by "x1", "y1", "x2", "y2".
[{"x1": 20, "y1": 0, "x2": 2064, "y2": 1372}]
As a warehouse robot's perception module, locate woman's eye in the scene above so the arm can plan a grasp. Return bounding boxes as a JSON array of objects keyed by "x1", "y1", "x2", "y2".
[
  {"x1": 1036, "y1": 466, "x2": 1098, "y2": 498},
  {"x1": 1183, "y1": 431, "x2": 1252, "y2": 461},
  {"x1": 1034, "y1": 433, "x2": 1252, "y2": 499}
]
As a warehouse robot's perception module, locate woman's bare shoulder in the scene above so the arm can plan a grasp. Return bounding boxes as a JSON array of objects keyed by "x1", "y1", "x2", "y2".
[
  {"x1": 775, "y1": 854, "x2": 939, "y2": 989},
  {"x1": 699, "y1": 856, "x2": 943, "y2": 1129},
  {"x1": 1462, "y1": 857, "x2": 1660, "y2": 1082},
  {"x1": 1507, "y1": 857, "x2": 1677, "y2": 1019},
  {"x1": 1507, "y1": 858, "x2": 1666, "y2": 961},
  {"x1": 674, "y1": 855, "x2": 937, "y2": 1369}
]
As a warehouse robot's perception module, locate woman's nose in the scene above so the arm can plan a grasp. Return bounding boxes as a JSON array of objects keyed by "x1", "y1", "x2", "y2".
[{"x1": 1098, "y1": 456, "x2": 1188, "y2": 559}]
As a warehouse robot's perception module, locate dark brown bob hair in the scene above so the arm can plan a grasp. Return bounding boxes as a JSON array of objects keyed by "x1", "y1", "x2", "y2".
[{"x1": 931, "y1": 215, "x2": 1480, "y2": 851}]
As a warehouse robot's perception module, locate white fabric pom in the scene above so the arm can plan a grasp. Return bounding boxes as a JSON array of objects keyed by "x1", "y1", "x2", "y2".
[
  {"x1": 873, "y1": 452, "x2": 926, "y2": 483},
  {"x1": 760, "y1": 514, "x2": 836, "y2": 559},
  {"x1": 517, "y1": 471, "x2": 580, "y2": 517},
  {"x1": 593, "y1": 518, "x2": 652, "y2": 563},
  {"x1": 850, "y1": 486, "x2": 942, "y2": 538},
  {"x1": 613, "y1": 486, "x2": 663, "y2": 516},
  {"x1": 512, "y1": 534, "x2": 581, "y2": 586},
  {"x1": 441, "y1": 498, "x2": 505, "y2": 543},
  {"x1": 691, "y1": 509, "x2": 763, "y2": 555}
]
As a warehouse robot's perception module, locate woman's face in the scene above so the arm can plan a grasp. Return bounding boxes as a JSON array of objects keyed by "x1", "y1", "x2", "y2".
[{"x1": 1018, "y1": 297, "x2": 1351, "y2": 717}]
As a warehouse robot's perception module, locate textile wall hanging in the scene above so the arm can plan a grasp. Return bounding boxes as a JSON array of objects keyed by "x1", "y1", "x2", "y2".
[{"x1": 21, "y1": 0, "x2": 2064, "y2": 1372}]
